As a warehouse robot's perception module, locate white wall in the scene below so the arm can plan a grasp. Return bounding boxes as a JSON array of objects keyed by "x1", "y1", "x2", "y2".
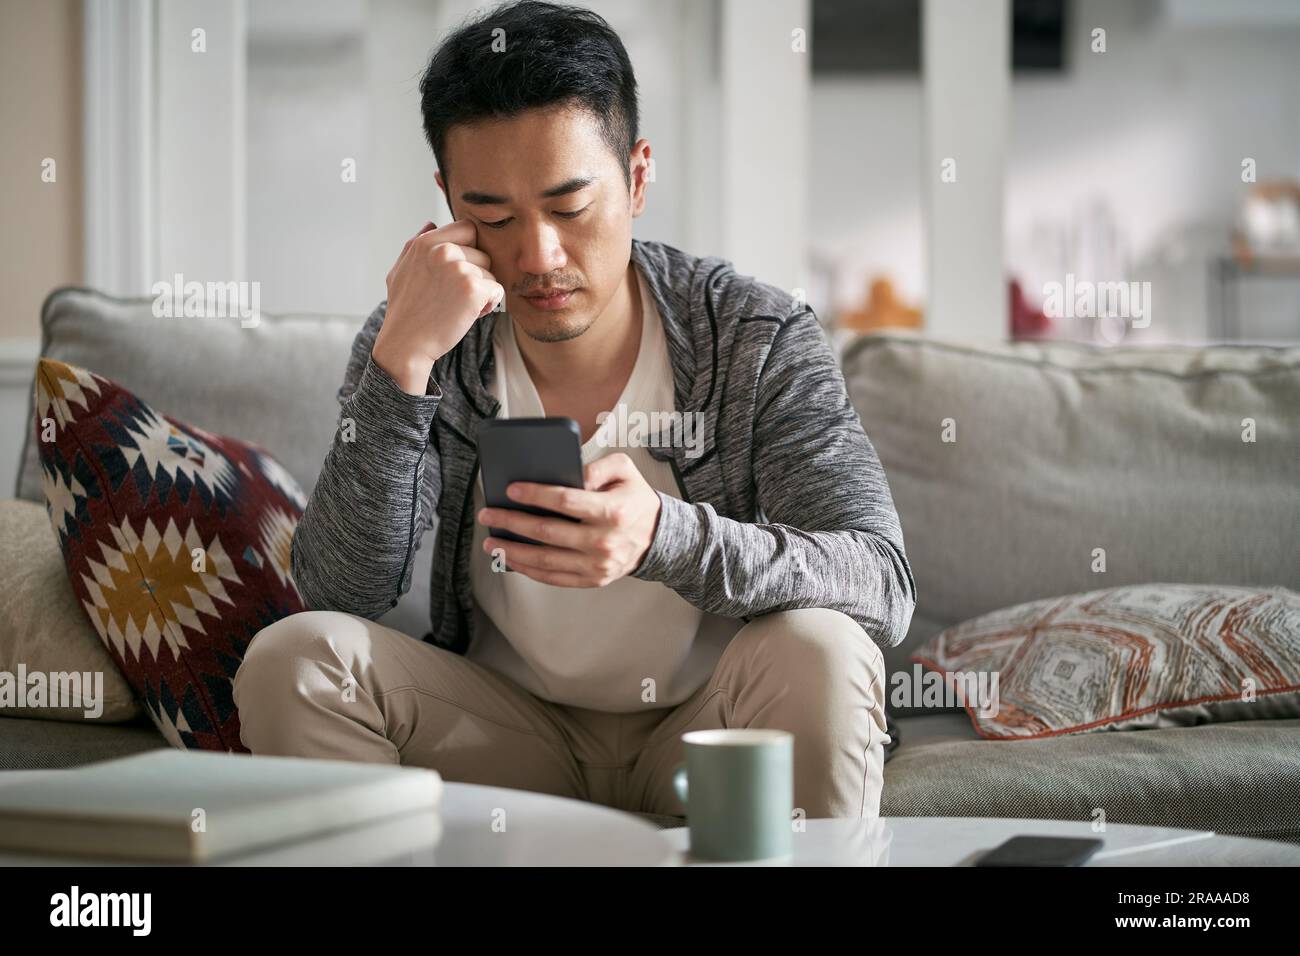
[
  {"x1": 245, "y1": 0, "x2": 725, "y2": 317},
  {"x1": 0, "y1": 0, "x2": 82, "y2": 341},
  {"x1": 719, "y1": 0, "x2": 810, "y2": 295},
  {"x1": 0, "y1": 0, "x2": 82, "y2": 494},
  {"x1": 157, "y1": 0, "x2": 247, "y2": 284},
  {"x1": 808, "y1": 76, "x2": 925, "y2": 316}
]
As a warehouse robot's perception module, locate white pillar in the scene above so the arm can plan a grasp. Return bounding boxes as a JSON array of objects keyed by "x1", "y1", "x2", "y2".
[
  {"x1": 83, "y1": 0, "x2": 156, "y2": 297},
  {"x1": 155, "y1": 0, "x2": 247, "y2": 283},
  {"x1": 922, "y1": 0, "x2": 1010, "y2": 340},
  {"x1": 720, "y1": 0, "x2": 810, "y2": 295}
]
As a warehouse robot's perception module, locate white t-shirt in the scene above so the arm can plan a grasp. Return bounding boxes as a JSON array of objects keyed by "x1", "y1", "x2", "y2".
[{"x1": 467, "y1": 264, "x2": 740, "y2": 712}]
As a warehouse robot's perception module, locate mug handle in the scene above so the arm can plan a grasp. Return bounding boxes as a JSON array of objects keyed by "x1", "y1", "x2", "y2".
[{"x1": 672, "y1": 763, "x2": 688, "y2": 807}]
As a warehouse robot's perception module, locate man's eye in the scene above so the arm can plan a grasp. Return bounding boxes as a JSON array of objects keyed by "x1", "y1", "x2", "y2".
[{"x1": 481, "y1": 206, "x2": 587, "y2": 229}]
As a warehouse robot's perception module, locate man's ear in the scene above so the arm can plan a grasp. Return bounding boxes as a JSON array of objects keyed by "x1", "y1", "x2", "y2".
[
  {"x1": 435, "y1": 170, "x2": 451, "y2": 217},
  {"x1": 628, "y1": 139, "x2": 651, "y2": 219}
]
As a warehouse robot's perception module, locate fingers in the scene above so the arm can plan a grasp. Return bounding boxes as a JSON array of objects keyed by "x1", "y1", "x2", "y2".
[
  {"x1": 474, "y1": 271, "x2": 505, "y2": 318},
  {"x1": 583, "y1": 453, "x2": 635, "y2": 492},
  {"x1": 460, "y1": 245, "x2": 493, "y2": 270},
  {"x1": 503, "y1": 482, "x2": 610, "y2": 521},
  {"x1": 439, "y1": 253, "x2": 497, "y2": 283},
  {"x1": 482, "y1": 534, "x2": 591, "y2": 575},
  {"x1": 397, "y1": 220, "x2": 440, "y2": 263},
  {"x1": 396, "y1": 219, "x2": 488, "y2": 270},
  {"x1": 478, "y1": 507, "x2": 593, "y2": 549},
  {"x1": 426, "y1": 246, "x2": 502, "y2": 315},
  {"x1": 422, "y1": 218, "x2": 477, "y2": 248},
  {"x1": 423, "y1": 255, "x2": 501, "y2": 320},
  {"x1": 428, "y1": 240, "x2": 492, "y2": 271}
]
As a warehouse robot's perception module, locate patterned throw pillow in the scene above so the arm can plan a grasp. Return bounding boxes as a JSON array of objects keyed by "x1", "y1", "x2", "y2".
[
  {"x1": 912, "y1": 584, "x2": 1300, "y2": 739},
  {"x1": 35, "y1": 358, "x2": 306, "y2": 751}
]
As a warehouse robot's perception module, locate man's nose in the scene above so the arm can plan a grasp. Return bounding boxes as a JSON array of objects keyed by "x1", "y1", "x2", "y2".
[{"x1": 516, "y1": 218, "x2": 567, "y2": 277}]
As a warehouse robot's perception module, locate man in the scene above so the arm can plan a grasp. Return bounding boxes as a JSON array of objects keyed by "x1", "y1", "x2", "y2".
[{"x1": 233, "y1": 0, "x2": 916, "y2": 819}]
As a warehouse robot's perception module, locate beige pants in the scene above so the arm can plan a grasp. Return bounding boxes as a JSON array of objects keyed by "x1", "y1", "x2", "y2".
[{"x1": 232, "y1": 607, "x2": 890, "y2": 819}]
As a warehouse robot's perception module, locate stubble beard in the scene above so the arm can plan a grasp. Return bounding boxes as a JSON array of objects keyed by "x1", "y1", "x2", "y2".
[{"x1": 516, "y1": 314, "x2": 594, "y2": 343}]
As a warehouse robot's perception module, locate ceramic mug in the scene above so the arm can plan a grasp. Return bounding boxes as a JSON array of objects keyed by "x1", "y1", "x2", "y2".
[{"x1": 673, "y1": 728, "x2": 794, "y2": 861}]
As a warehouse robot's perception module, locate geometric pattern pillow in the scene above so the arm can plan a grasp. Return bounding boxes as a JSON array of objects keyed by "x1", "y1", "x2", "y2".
[
  {"x1": 34, "y1": 358, "x2": 306, "y2": 751},
  {"x1": 912, "y1": 584, "x2": 1300, "y2": 740}
]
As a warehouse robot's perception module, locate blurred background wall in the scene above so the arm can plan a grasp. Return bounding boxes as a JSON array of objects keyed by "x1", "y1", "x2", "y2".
[
  {"x1": 0, "y1": 0, "x2": 83, "y2": 342},
  {"x1": 813, "y1": 0, "x2": 1300, "y2": 343},
  {"x1": 2, "y1": 0, "x2": 1298, "y2": 350}
]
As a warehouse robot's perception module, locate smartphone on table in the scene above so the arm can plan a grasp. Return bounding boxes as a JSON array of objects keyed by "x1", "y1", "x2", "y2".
[
  {"x1": 974, "y1": 835, "x2": 1103, "y2": 867},
  {"x1": 475, "y1": 417, "x2": 585, "y2": 546}
]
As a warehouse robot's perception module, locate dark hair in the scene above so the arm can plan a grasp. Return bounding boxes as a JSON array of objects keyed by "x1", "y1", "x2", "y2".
[{"x1": 419, "y1": 0, "x2": 640, "y2": 195}]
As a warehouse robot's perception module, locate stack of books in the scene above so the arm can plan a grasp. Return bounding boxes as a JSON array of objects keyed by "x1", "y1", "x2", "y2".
[{"x1": 0, "y1": 750, "x2": 443, "y2": 863}]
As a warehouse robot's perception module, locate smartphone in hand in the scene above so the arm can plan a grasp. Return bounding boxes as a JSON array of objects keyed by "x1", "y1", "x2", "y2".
[{"x1": 476, "y1": 417, "x2": 585, "y2": 545}]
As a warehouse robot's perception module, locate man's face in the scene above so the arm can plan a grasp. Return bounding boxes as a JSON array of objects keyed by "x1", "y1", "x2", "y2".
[{"x1": 438, "y1": 104, "x2": 648, "y2": 343}]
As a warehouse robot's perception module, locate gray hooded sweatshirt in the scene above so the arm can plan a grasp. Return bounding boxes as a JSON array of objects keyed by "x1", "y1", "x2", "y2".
[{"x1": 290, "y1": 237, "x2": 917, "y2": 658}]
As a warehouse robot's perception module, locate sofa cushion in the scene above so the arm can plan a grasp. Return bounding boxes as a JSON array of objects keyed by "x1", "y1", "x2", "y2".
[
  {"x1": 15, "y1": 286, "x2": 433, "y2": 640},
  {"x1": 883, "y1": 714, "x2": 1300, "y2": 841},
  {"x1": 0, "y1": 500, "x2": 142, "y2": 722},
  {"x1": 913, "y1": 584, "x2": 1300, "y2": 738},
  {"x1": 16, "y1": 287, "x2": 358, "y2": 503},
  {"x1": 843, "y1": 333, "x2": 1300, "y2": 682},
  {"x1": 35, "y1": 358, "x2": 306, "y2": 751},
  {"x1": 885, "y1": 610, "x2": 954, "y2": 716},
  {"x1": 0, "y1": 716, "x2": 166, "y2": 770}
]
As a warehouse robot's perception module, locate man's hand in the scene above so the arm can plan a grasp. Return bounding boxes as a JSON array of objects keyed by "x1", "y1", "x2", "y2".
[
  {"x1": 372, "y1": 219, "x2": 505, "y2": 395},
  {"x1": 478, "y1": 453, "x2": 663, "y2": 587}
]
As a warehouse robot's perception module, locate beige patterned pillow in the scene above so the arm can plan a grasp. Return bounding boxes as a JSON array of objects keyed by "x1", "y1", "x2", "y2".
[
  {"x1": 912, "y1": 584, "x2": 1300, "y2": 739},
  {"x1": 0, "y1": 499, "x2": 142, "y2": 722}
]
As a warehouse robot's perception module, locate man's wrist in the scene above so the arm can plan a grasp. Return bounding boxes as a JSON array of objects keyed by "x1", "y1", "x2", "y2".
[
  {"x1": 631, "y1": 492, "x2": 698, "y2": 584},
  {"x1": 630, "y1": 489, "x2": 664, "y2": 574},
  {"x1": 371, "y1": 335, "x2": 434, "y2": 396}
]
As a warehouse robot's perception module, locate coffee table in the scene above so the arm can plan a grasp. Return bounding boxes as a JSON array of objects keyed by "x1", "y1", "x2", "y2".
[
  {"x1": 5, "y1": 766, "x2": 1297, "y2": 865},
  {"x1": 660, "y1": 816, "x2": 1300, "y2": 866}
]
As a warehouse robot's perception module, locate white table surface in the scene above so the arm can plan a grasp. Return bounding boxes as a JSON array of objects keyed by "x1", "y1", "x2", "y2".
[
  {"x1": 4, "y1": 768, "x2": 1298, "y2": 866},
  {"x1": 420, "y1": 782, "x2": 675, "y2": 866},
  {"x1": 0, "y1": 774, "x2": 676, "y2": 866},
  {"x1": 661, "y1": 816, "x2": 1300, "y2": 866}
]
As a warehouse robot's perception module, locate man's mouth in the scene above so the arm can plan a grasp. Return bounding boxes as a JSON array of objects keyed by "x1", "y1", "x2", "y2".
[{"x1": 522, "y1": 289, "x2": 578, "y2": 310}]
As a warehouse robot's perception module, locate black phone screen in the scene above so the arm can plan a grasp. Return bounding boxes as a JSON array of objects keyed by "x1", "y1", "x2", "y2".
[{"x1": 476, "y1": 417, "x2": 585, "y2": 545}]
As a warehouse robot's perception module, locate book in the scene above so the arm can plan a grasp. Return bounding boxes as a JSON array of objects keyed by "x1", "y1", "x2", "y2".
[{"x1": 0, "y1": 749, "x2": 443, "y2": 863}]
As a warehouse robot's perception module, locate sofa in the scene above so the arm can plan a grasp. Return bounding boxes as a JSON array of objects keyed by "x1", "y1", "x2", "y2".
[{"x1": 3, "y1": 287, "x2": 1298, "y2": 839}]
